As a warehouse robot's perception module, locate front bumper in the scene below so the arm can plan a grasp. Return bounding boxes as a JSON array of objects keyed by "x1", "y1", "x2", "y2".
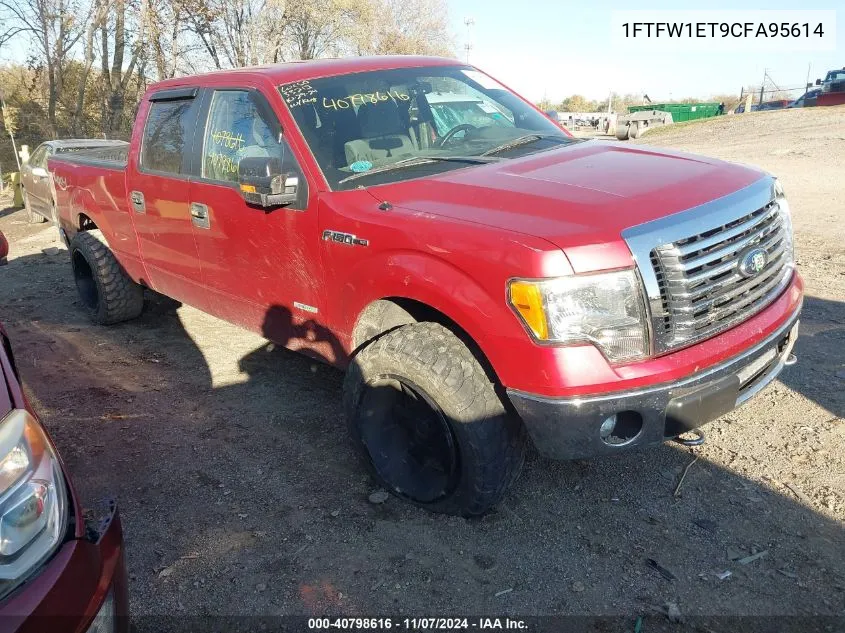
[
  {"x1": 0, "y1": 501, "x2": 129, "y2": 633},
  {"x1": 508, "y1": 309, "x2": 800, "y2": 460}
]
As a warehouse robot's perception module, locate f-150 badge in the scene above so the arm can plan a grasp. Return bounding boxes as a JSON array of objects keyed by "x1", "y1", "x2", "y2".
[{"x1": 322, "y1": 230, "x2": 368, "y2": 247}]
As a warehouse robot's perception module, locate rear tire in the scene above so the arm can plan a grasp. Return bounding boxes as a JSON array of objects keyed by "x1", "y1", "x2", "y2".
[
  {"x1": 69, "y1": 230, "x2": 144, "y2": 325},
  {"x1": 23, "y1": 191, "x2": 47, "y2": 224},
  {"x1": 629, "y1": 121, "x2": 642, "y2": 139},
  {"x1": 344, "y1": 322, "x2": 526, "y2": 516}
]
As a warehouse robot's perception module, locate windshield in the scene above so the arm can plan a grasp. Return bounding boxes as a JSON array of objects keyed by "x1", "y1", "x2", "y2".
[
  {"x1": 825, "y1": 70, "x2": 845, "y2": 82},
  {"x1": 279, "y1": 65, "x2": 574, "y2": 190}
]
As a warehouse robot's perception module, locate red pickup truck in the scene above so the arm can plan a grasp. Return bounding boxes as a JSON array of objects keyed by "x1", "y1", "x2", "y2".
[{"x1": 49, "y1": 56, "x2": 803, "y2": 516}]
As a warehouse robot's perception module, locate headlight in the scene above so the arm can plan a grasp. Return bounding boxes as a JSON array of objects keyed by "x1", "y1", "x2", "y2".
[
  {"x1": 773, "y1": 179, "x2": 794, "y2": 265},
  {"x1": 508, "y1": 269, "x2": 650, "y2": 363},
  {"x1": 0, "y1": 409, "x2": 68, "y2": 599}
]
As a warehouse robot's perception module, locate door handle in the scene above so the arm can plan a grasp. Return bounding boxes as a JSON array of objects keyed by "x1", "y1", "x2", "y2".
[{"x1": 190, "y1": 202, "x2": 210, "y2": 229}]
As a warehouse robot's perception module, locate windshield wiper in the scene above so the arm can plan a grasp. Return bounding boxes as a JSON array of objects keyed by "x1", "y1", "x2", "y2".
[
  {"x1": 480, "y1": 134, "x2": 572, "y2": 157},
  {"x1": 338, "y1": 155, "x2": 500, "y2": 185}
]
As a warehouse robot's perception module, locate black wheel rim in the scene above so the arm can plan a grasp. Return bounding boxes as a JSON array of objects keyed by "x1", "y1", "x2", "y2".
[
  {"x1": 72, "y1": 250, "x2": 99, "y2": 311},
  {"x1": 358, "y1": 375, "x2": 460, "y2": 504}
]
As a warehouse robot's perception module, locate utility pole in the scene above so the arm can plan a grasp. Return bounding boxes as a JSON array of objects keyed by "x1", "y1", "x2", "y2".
[
  {"x1": 464, "y1": 17, "x2": 475, "y2": 64},
  {"x1": 759, "y1": 69, "x2": 767, "y2": 105},
  {"x1": 805, "y1": 63, "x2": 812, "y2": 90},
  {"x1": 0, "y1": 89, "x2": 21, "y2": 171}
]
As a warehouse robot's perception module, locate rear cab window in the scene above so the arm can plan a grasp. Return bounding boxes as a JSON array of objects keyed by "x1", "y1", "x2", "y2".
[{"x1": 140, "y1": 89, "x2": 201, "y2": 175}]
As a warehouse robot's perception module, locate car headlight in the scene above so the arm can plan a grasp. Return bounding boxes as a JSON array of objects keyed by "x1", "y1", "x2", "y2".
[
  {"x1": 508, "y1": 269, "x2": 650, "y2": 363},
  {"x1": 0, "y1": 409, "x2": 68, "y2": 599},
  {"x1": 773, "y1": 179, "x2": 794, "y2": 265}
]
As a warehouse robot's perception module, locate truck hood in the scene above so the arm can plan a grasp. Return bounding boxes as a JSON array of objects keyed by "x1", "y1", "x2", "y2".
[{"x1": 372, "y1": 141, "x2": 766, "y2": 261}]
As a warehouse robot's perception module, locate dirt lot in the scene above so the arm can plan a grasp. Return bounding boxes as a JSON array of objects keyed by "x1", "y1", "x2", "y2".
[{"x1": 0, "y1": 106, "x2": 843, "y2": 628}]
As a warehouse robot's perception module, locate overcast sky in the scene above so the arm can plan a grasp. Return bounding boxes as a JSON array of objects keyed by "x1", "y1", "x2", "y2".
[{"x1": 448, "y1": 0, "x2": 842, "y2": 101}]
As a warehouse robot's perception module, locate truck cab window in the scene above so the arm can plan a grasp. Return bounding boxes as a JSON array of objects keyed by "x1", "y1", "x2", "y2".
[
  {"x1": 201, "y1": 90, "x2": 302, "y2": 187},
  {"x1": 141, "y1": 98, "x2": 197, "y2": 174}
]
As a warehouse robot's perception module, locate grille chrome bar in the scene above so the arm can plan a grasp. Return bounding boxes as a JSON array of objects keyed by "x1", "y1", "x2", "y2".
[{"x1": 623, "y1": 177, "x2": 793, "y2": 355}]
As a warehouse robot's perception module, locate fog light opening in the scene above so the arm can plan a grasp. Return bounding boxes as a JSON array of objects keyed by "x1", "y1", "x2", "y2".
[{"x1": 599, "y1": 411, "x2": 644, "y2": 446}]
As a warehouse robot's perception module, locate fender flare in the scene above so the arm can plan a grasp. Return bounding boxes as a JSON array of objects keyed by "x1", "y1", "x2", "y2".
[{"x1": 339, "y1": 250, "x2": 517, "y2": 373}]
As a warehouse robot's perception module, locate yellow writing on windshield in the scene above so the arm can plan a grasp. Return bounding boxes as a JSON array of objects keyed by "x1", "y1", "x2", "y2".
[{"x1": 322, "y1": 90, "x2": 410, "y2": 111}]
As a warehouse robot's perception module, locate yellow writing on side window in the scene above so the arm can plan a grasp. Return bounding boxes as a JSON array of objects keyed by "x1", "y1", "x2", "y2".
[
  {"x1": 322, "y1": 90, "x2": 410, "y2": 111},
  {"x1": 210, "y1": 130, "x2": 245, "y2": 150},
  {"x1": 206, "y1": 151, "x2": 239, "y2": 176}
]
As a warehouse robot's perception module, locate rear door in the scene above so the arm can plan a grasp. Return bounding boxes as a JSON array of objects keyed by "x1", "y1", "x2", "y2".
[
  {"x1": 126, "y1": 87, "x2": 205, "y2": 305},
  {"x1": 187, "y1": 85, "x2": 328, "y2": 355},
  {"x1": 23, "y1": 144, "x2": 51, "y2": 216}
]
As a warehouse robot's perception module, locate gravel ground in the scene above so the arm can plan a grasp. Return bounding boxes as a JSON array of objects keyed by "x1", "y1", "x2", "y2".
[{"x1": 0, "y1": 105, "x2": 843, "y2": 628}]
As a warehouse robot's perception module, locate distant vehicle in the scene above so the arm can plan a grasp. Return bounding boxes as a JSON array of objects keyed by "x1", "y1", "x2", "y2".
[
  {"x1": 789, "y1": 89, "x2": 822, "y2": 108},
  {"x1": 20, "y1": 139, "x2": 128, "y2": 224},
  {"x1": 0, "y1": 306, "x2": 129, "y2": 630},
  {"x1": 815, "y1": 67, "x2": 845, "y2": 94},
  {"x1": 735, "y1": 100, "x2": 789, "y2": 114},
  {"x1": 757, "y1": 100, "x2": 790, "y2": 112}
]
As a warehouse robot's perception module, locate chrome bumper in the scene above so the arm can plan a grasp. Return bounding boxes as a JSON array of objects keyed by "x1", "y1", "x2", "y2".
[{"x1": 507, "y1": 309, "x2": 800, "y2": 460}]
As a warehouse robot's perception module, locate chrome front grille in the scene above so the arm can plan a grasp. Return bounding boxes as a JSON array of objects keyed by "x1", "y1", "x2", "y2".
[
  {"x1": 622, "y1": 177, "x2": 794, "y2": 356},
  {"x1": 650, "y1": 201, "x2": 792, "y2": 350}
]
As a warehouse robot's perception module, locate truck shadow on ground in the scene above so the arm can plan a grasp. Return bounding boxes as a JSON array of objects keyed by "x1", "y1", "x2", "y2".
[
  {"x1": 778, "y1": 295, "x2": 845, "y2": 418},
  {"x1": 0, "y1": 238, "x2": 843, "y2": 627}
]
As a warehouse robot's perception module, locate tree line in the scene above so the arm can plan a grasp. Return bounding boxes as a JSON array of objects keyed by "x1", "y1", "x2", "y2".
[{"x1": 0, "y1": 0, "x2": 452, "y2": 172}]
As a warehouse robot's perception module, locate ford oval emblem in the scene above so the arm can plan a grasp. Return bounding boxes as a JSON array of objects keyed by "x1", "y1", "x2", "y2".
[{"x1": 738, "y1": 247, "x2": 769, "y2": 278}]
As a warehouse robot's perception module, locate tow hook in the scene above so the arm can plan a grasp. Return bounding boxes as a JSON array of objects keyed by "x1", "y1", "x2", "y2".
[
  {"x1": 784, "y1": 353, "x2": 797, "y2": 366},
  {"x1": 674, "y1": 429, "x2": 706, "y2": 447}
]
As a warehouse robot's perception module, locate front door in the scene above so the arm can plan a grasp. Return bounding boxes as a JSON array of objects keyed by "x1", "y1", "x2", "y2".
[
  {"x1": 188, "y1": 87, "x2": 328, "y2": 358},
  {"x1": 125, "y1": 88, "x2": 205, "y2": 306},
  {"x1": 24, "y1": 145, "x2": 51, "y2": 217}
]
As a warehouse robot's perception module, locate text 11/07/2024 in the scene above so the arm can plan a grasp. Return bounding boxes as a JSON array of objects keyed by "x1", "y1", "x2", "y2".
[{"x1": 307, "y1": 617, "x2": 528, "y2": 630}]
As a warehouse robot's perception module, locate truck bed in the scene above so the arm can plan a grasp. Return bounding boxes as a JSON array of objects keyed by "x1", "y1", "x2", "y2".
[
  {"x1": 48, "y1": 141, "x2": 142, "y2": 276},
  {"x1": 49, "y1": 142, "x2": 130, "y2": 170}
]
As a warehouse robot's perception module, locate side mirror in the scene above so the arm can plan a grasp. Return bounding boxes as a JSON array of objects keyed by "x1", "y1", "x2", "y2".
[
  {"x1": 32, "y1": 167, "x2": 49, "y2": 178},
  {"x1": 815, "y1": 78, "x2": 822, "y2": 86},
  {"x1": 238, "y1": 156, "x2": 299, "y2": 209}
]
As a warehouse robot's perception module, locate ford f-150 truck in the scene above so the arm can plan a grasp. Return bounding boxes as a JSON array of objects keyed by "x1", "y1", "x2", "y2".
[{"x1": 48, "y1": 56, "x2": 803, "y2": 516}]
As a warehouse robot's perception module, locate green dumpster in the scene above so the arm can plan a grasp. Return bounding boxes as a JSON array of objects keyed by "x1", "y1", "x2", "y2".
[{"x1": 627, "y1": 102, "x2": 721, "y2": 122}]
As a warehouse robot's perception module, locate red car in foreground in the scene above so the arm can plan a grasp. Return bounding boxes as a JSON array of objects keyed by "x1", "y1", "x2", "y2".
[
  {"x1": 0, "y1": 294, "x2": 128, "y2": 631},
  {"x1": 48, "y1": 56, "x2": 802, "y2": 516}
]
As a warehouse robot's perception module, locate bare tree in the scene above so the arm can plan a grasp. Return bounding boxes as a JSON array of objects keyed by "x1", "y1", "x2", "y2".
[
  {"x1": 71, "y1": 0, "x2": 108, "y2": 134},
  {"x1": 0, "y1": 0, "x2": 91, "y2": 136},
  {"x1": 360, "y1": 0, "x2": 453, "y2": 57},
  {"x1": 100, "y1": 0, "x2": 148, "y2": 137},
  {"x1": 282, "y1": 0, "x2": 371, "y2": 60}
]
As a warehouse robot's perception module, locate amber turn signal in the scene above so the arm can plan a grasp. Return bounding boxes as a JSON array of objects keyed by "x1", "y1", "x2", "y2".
[{"x1": 508, "y1": 281, "x2": 548, "y2": 340}]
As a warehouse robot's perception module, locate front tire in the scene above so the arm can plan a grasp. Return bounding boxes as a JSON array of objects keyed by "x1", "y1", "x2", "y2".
[
  {"x1": 344, "y1": 322, "x2": 526, "y2": 516},
  {"x1": 70, "y1": 230, "x2": 144, "y2": 325}
]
